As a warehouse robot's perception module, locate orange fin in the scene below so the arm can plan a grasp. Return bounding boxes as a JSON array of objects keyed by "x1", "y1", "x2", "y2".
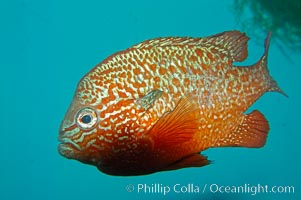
[
  {"x1": 206, "y1": 31, "x2": 249, "y2": 62},
  {"x1": 131, "y1": 31, "x2": 248, "y2": 62},
  {"x1": 218, "y1": 110, "x2": 269, "y2": 148},
  {"x1": 164, "y1": 154, "x2": 210, "y2": 171},
  {"x1": 148, "y1": 95, "x2": 200, "y2": 149},
  {"x1": 259, "y1": 32, "x2": 288, "y2": 97}
]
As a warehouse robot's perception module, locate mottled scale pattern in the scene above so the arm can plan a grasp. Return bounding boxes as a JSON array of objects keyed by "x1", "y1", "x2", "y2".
[
  {"x1": 58, "y1": 31, "x2": 284, "y2": 175},
  {"x1": 77, "y1": 34, "x2": 262, "y2": 149}
]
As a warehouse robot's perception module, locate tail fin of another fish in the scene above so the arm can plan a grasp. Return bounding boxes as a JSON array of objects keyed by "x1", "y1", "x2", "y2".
[{"x1": 259, "y1": 32, "x2": 288, "y2": 97}]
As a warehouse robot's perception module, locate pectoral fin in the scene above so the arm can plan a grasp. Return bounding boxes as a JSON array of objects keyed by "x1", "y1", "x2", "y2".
[{"x1": 148, "y1": 95, "x2": 200, "y2": 149}]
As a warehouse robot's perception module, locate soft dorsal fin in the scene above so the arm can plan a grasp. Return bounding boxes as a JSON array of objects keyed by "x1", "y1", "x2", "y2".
[
  {"x1": 130, "y1": 31, "x2": 249, "y2": 62},
  {"x1": 148, "y1": 95, "x2": 200, "y2": 149},
  {"x1": 203, "y1": 31, "x2": 249, "y2": 62}
]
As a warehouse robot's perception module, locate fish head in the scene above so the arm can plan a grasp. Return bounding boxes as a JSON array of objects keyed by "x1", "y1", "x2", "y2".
[
  {"x1": 57, "y1": 73, "x2": 149, "y2": 168},
  {"x1": 58, "y1": 94, "x2": 100, "y2": 165}
]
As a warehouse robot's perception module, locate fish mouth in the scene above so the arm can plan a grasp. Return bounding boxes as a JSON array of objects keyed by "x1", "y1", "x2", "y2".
[
  {"x1": 58, "y1": 137, "x2": 81, "y2": 159},
  {"x1": 58, "y1": 119, "x2": 82, "y2": 155}
]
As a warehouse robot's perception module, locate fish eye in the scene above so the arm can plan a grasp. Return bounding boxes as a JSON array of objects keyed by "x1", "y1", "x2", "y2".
[{"x1": 76, "y1": 107, "x2": 97, "y2": 130}]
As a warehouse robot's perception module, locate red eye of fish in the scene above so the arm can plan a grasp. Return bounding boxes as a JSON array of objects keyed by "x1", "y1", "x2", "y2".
[{"x1": 76, "y1": 107, "x2": 98, "y2": 130}]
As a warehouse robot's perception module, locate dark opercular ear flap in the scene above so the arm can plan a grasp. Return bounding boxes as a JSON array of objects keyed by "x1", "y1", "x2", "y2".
[{"x1": 136, "y1": 89, "x2": 163, "y2": 110}]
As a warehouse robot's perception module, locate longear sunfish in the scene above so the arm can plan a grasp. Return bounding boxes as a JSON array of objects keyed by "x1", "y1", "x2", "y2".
[{"x1": 58, "y1": 31, "x2": 286, "y2": 176}]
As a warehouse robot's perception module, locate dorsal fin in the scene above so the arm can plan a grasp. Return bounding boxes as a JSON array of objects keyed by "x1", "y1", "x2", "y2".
[
  {"x1": 130, "y1": 37, "x2": 197, "y2": 49},
  {"x1": 203, "y1": 31, "x2": 249, "y2": 62},
  {"x1": 130, "y1": 31, "x2": 249, "y2": 62}
]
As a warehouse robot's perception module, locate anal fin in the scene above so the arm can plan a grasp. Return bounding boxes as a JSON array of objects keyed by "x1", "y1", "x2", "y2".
[
  {"x1": 219, "y1": 110, "x2": 269, "y2": 148},
  {"x1": 164, "y1": 154, "x2": 210, "y2": 171}
]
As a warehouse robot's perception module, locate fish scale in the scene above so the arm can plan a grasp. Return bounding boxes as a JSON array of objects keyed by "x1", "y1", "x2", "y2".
[{"x1": 58, "y1": 31, "x2": 285, "y2": 176}]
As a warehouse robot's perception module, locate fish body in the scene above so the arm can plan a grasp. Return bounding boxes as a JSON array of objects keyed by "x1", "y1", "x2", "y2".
[{"x1": 58, "y1": 31, "x2": 285, "y2": 176}]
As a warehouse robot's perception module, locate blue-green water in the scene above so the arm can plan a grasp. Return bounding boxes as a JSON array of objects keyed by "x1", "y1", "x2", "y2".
[{"x1": 1, "y1": 0, "x2": 300, "y2": 199}]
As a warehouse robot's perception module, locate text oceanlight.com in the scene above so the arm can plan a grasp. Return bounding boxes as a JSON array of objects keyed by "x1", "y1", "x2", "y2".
[{"x1": 125, "y1": 183, "x2": 295, "y2": 196}]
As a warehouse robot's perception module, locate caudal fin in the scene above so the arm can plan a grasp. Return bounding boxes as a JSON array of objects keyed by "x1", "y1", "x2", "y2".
[{"x1": 260, "y1": 32, "x2": 288, "y2": 97}]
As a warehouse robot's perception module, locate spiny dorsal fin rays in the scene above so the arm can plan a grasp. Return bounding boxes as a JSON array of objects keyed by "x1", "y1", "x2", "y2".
[{"x1": 130, "y1": 31, "x2": 249, "y2": 63}]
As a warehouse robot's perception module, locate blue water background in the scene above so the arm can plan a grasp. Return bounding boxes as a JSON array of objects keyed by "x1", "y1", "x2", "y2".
[{"x1": 1, "y1": 0, "x2": 300, "y2": 199}]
